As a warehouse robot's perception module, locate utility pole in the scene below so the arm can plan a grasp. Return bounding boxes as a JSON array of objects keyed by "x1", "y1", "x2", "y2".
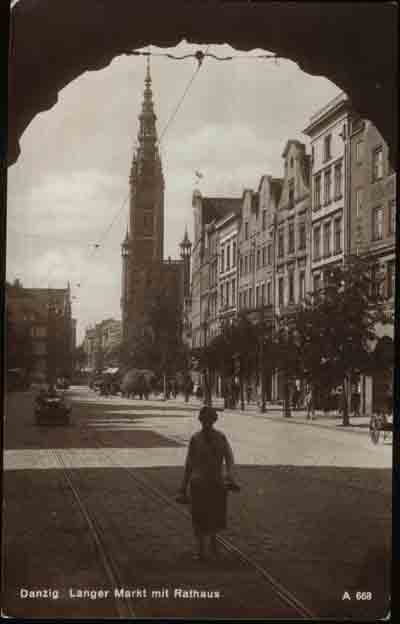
[
  {"x1": 47, "y1": 296, "x2": 60, "y2": 389},
  {"x1": 259, "y1": 305, "x2": 266, "y2": 413}
]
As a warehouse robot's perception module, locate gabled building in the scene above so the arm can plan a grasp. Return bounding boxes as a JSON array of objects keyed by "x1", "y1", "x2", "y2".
[{"x1": 275, "y1": 140, "x2": 311, "y2": 313}]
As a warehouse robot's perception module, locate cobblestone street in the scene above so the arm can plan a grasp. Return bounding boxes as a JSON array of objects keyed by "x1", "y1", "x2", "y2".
[{"x1": 2, "y1": 387, "x2": 392, "y2": 619}]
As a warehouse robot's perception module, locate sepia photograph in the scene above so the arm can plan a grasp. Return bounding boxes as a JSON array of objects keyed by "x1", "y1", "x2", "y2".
[{"x1": 2, "y1": 1, "x2": 396, "y2": 620}]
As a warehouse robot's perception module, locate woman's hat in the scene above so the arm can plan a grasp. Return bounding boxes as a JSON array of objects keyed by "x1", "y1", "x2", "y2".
[{"x1": 199, "y1": 406, "x2": 218, "y2": 423}]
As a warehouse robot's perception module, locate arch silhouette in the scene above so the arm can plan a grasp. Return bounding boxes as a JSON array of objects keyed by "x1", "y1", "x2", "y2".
[{"x1": 8, "y1": 1, "x2": 397, "y2": 166}]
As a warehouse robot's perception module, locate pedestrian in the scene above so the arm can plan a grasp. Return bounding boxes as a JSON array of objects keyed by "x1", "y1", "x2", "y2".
[
  {"x1": 176, "y1": 406, "x2": 240, "y2": 560},
  {"x1": 352, "y1": 390, "x2": 361, "y2": 417},
  {"x1": 305, "y1": 388, "x2": 315, "y2": 420},
  {"x1": 292, "y1": 385, "x2": 299, "y2": 410},
  {"x1": 246, "y1": 384, "x2": 252, "y2": 404}
]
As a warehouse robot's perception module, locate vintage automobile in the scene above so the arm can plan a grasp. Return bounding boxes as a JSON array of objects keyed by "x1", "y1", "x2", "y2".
[{"x1": 35, "y1": 390, "x2": 71, "y2": 426}]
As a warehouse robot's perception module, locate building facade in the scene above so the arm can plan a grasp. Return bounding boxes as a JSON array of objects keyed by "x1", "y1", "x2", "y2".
[
  {"x1": 191, "y1": 191, "x2": 241, "y2": 350},
  {"x1": 6, "y1": 281, "x2": 75, "y2": 382},
  {"x1": 83, "y1": 318, "x2": 122, "y2": 371},
  {"x1": 349, "y1": 117, "x2": 396, "y2": 413},
  {"x1": 303, "y1": 93, "x2": 350, "y2": 293},
  {"x1": 275, "y1": 141, "x2": 311, "y2": 313}
]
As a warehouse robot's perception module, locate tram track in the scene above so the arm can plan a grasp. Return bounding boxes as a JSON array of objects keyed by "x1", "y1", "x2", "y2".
[
  {"x1": 92, "y1": 442, "x2": 316, "y2": 619},
  {"x1": 51, "y1": 450, "x2": 137, "y2": 619}
]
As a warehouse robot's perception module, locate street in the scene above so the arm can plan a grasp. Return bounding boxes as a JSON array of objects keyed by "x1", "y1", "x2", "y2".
[{"x1": 3, "y1": 387, "x2": 392, "y2": 619}]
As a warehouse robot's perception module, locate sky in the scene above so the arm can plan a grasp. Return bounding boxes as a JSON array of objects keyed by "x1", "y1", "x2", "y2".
[{"x1": 6, "y1": 42, "x2": 342, "y2": 343}]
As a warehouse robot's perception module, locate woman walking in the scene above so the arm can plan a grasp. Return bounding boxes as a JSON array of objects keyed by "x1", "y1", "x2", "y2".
[{"x1": 177, "y1": 406, "x2": 239, "y2": 560}]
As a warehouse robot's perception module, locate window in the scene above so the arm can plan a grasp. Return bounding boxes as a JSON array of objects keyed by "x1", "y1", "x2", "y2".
[
  {"x1": 324, "y1": 168, "x2": 332, "y2": 205},
  {"x1": 356, "y1": 189, "x2": 363, "y2": 217},
  {"x1": 371, "y1": 265, "x2": 384, "y2": 298},
  {"x1": 278, "y1": 228, "x2": 284, "y2": 258},
  {"x1": 372, "y1": 206, "x2": 384, "y2": 241},
  {"x1": 226, "y1": 282, "x2": 230, "y2": 307},
  {"x1": 220, "y1": 249, "x2": 225, "y2": 273},
  {"x1": 239, "y1": 292, "x2": 242, "y2": 309},
  {"x1": 248, "y1": 288, "x2": 253, "y2": 308},
  {"x1": 232, "y1": 279, "x2": 236, "y2": 305},
  {"x1": 262, "y1": 210, "x2": 267, "y2": 231},
  {"x1": 288, "y1": 179, "x2": 295, "y2": 209},
  {"x1": 288, "y1": 221, "x2": 295, "y2": 253},
  {"x1": 290, "y1": 157, "x2": 294, "y2": 168},
  {"x1": 244, "y1": 255, "x2": 248, "y2": 274},
  {"x1": 267, "y1": 244, "x2": 272, "y2": 265},
  {"x1": 356, "y1": 140, "x2": 364, "y2": 163},
  {"x1": 323, "y1": 221, "x2": 331, "y2": 257},
  {"x1": 33, "y1": 326, "x2": 47, "y2": 338},
  {"x1": 239, "y1": 256, "x2": 243, "y2": 276},
  {"x1": 220, "y1": 285, "x2": 224, "y2": 307},
  {"x1": 313, "y1": 226, "x2": 321, "y2": 260},
  {"x1": 288, "y1": 271, "x2": 295, "y2": 303},
  {"x1": 261, "y1": 283, "x2": 266, "y2": 304},
  {"x1": 372, "y1": 147, "x2": 383, "y2": 181},
  {"x1": 256, "y1": 285, "x2": 260, "y2": 306},
  {"x1": 313, "y1": 273, "x2": 321, "y2": 295},
  {"x1": 388, "y1": 200, "x2": 395, "y2": 235},
  {"x1": 256, "y1": 249, "x2": 261, "y2": 269},
  {"x1": 334, "y1": 217, "x2": 342, "y2": 253},
  {"x1": 311, "y1": 145, "x2": 315, "y2": 165},
  {"x1": 245, "y1": 222, "x2": 249, "y2": 240},
  {"x1": 226, "y1": 244, "x2": 230, "y2": 270},
  {"x1": 298, "y1": 222, "x2": 306, "y2": 250},
  {"x1": 299, "y1": 271, "x2": 305, "y2": 300},
  {"x1": 334, "y1": 162, "x2": 342, "y2": 199},
  {"x1": 143, "y1": 213, "x2": 153, "y2": 231},
  {"x1": 243, "y1": 290, "x2": 247, "y2": 308},
  {"x1": 387, "y1": 261, "x2": 395, "y2": 299},
  {"x1": 323, "y1": 134, "x2": 332, "y2": 162},
  {"x1": 278, "y1": 278, "x2": 284, "y2": 307},
  {"x1": 267, "y1": 282, "x2": 272, "y2": 305},
  {"x1": 314, "y1": 174, "x2": 321, "y2": 209},
  {"x1": 262, "y1": 246, "x2": 267, "y2": 266},
  {"x1": 232, "y1": 241, "x2": 237, "y2": 266}
]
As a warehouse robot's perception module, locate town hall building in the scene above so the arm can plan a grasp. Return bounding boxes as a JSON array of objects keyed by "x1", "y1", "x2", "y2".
[{"x1": 121, "y1": 59, "x2": 191, "y2": 350}]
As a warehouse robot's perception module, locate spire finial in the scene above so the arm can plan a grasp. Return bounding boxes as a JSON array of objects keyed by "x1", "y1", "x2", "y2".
[{"x1": 145, "y1": 50, "x2": 151, "y2": 85}]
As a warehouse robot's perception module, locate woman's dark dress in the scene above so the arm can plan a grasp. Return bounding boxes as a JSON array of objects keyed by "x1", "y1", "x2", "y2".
[{"x1": 183, "y1": 429, "x2": 235, "y2": 536}]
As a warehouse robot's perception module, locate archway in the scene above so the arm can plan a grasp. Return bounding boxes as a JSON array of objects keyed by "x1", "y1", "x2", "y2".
[{"x1": 8, "y1": 1, "x2": 397, "y2": 167}]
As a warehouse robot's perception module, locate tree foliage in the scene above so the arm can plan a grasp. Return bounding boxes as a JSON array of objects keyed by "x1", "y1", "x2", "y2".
[{"x1": 293, "y1": 255, "x2": 391, "y2": 424}]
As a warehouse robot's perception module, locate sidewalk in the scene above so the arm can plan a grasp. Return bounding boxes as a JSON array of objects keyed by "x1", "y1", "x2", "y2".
[{"x1": 166, "y1": 395, "x2": 372, "y2": 435}]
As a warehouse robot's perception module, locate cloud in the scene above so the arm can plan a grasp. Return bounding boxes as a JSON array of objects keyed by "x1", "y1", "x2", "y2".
[{"x1": 6, "y1": 42, "x2": 342, "y2": 341}]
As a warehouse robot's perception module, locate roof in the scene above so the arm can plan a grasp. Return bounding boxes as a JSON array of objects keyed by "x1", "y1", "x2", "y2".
[
  {"x1": 303, "y1": 92, "x2": 350, "y2": 135},
  {"x1": 282, "y1": 140, "x2": 305, "y2": 158},
  {"x1": 202, "y1": 197, "x2": 242, "y2": 222},
  {"x1": 270, "y1": 178, "x2": 283, "y2": 202}
]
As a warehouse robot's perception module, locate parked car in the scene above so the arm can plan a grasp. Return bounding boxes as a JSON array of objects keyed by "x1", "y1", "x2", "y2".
[{"x1": 34, "y1": 388, "x2": 71, "y2": 426}]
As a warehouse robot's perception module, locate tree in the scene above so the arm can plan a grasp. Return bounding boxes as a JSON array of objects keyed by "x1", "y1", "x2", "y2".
[
  {"x1": 123, "y1": 287, "x2": 185, "y2": 394},
  {"x1": 295, "y1": 255, "x2": 390, "y2": 425},
  {"x1": 227, "y1": 314, "x2": 258, "y2": 410},
  {"x1": 73, "y1": 345, "x2": 87, "y2": 371}
]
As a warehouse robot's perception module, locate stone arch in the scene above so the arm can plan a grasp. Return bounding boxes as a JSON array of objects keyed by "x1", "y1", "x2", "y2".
[{"x1": 8, "y1": 1, "x2": 397, "y2": 166}]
